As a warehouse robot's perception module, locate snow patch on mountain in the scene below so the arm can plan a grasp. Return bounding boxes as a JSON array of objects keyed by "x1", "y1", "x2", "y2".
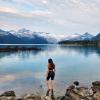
[
  {"x1": 9, "y1": 28, "x2": 33, "y2": 38},
  {"x1": 8, "y1": 28, "x2": 94, "y2": 43}
]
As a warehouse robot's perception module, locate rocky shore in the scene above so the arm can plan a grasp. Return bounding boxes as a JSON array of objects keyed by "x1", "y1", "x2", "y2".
[{"x1": 0, "y1": 81, "x2": 100, "y2": 100}]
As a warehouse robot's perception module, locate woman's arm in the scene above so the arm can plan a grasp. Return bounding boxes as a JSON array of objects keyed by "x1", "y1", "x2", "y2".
[
  {"x1": 46, "y1": 64, "x2": 49, "y2": 77},
  {"x1": 54, "y1": 64, "x2": 55, "y2": 73}
]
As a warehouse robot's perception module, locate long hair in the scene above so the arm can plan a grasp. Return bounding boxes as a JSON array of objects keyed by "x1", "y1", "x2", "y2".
[{"x1": 48, "y1": 58, "x2": 54, "y2": 64}]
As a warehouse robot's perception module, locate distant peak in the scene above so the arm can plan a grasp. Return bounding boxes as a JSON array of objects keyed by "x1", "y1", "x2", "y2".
[
  {"x1": 83, "y1": 32, "x2": 93, "y2": 36},
  {"x1": 17, "y1": 28, "x2": 30, "y2": 33},
  {"x1": 84, "y1": 32, "x2": 91, "y2": 35},
  {"x1": 97, "y1": 33, "x2": 100, "y2": 36}
]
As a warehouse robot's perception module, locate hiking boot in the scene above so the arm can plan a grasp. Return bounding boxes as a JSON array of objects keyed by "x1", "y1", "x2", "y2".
[
  {"x1": 51, "y1": 95, "x2": 55, "y2": 100},
  {"x1": 46, "y1": 89, "x2": 50, "y2": 96}
]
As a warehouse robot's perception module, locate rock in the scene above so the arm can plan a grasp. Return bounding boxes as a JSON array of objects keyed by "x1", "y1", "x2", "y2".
[
  {"x1": 0, "y1": 81, "x2": 100, "y2": 100},
  {"x1": 65, "y1": 86, "x2": 92, "y2": 100},
  {"x1": 92, "y1": 81, "x2": 100, "y2": 87},
  {"x1": 42, "y1": 96, "x2": 51, "y2": 100},
  {"x1": 73, "y1": 81, "x2": 79, "y2": 87},
  {"x1": 17, "y1": 98, "x2": 24, "y2": 100},
  {"x1": 93, "y1": 91, "x2": 100, "y2": 100},
  {"x1": 0, "y1": 96, "x2": 16, "y2": 100},
  {"x1": 0, "y1": 91, "x2": 16, "y2": 97},
  {"x1": 22, "y1": 94, "x2": 41, "y2": 100},
  {"x1": 76, "y1": 87, "x2": 90, "y2": 97},
  {"x1": 57, "y1": 96, "x2": 72, "y2": 100}
]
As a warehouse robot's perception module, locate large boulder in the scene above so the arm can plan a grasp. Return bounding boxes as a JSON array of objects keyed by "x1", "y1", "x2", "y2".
[{"x1": 0, "y1": 91, "x2": 16, "y2": 97}]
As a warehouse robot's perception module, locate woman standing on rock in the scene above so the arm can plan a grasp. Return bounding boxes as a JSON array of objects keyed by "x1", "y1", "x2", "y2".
[{"x1": 45, "y1": 58, "x2": 55, "y2": 99}]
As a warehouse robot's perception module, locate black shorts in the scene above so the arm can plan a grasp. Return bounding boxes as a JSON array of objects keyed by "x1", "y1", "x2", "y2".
[{"x1": 46, "y1": 71, "x2": 55, "y2": 81}]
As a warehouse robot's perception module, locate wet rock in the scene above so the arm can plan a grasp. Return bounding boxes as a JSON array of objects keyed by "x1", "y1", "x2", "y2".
[
  {"x1": 93, "y1": 91, "x2": 100, "y2": 100},
  {"x1": 0, "y1": 81, "x2": 100, "y2": 100},
  {"x1": 16, "y1": 98, "x2": 24, "y2": 100},
  {"x1": 92, "y1": 81, "x2": 100, "y2": 87},
  {"x1": 0, "y1": 96, "x2": 16, "y2": 100},
  {"x1": 65, "y1": 86, "x2": 93, "y2": 100},
  {"x1": 23, "y1": 94, "x2": 41, "y2": 100},
  {"x1": 0, "y1": 91, "x2": 16, "y2": 97}
]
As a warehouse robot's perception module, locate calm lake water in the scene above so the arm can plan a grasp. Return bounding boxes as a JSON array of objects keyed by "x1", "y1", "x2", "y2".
[{"x1": 0, "y1": 45, "x2": 100, "y2": 96}]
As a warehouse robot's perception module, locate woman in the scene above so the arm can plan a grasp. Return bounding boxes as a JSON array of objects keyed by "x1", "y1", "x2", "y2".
[{"x1": 45, "y1": 58, "x2": 55, "y2": 99}]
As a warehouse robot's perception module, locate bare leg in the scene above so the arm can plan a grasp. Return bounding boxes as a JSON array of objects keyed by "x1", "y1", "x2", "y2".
[
  {"x1": 46, "y1": 80, "x2": 49, "y2": 89},
  {"x1": 51, "y1": 80, "x2": 54, "y2": 90},
  {"x1": 50, "y1": 80, "x2": 55, "y2": 98},
  {"x1": 46, "y1": 80, "x2": 50, "y2": 96}
]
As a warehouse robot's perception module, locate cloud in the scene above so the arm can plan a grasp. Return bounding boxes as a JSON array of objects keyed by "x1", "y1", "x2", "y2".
[
  {"x1": 0, "y1": 6, "x2": 53, "y2": 20},
  {"x1": 0, "y1": 0, "x2": 100, "y2": 34},
  {"x1": 0, "y1": 0, "x2": 14, "y2": 3},
  {"x1": 0, "y1": 6, "x2": 18, "y2": 14},
  {"x1": 41, "y1": 0, "x2": 48, "y2": 4},
  {"x1": 0, "y1": 74, "x2": 16, "y2": 83},
  {"x1": 31, "y1": 10, "x2": 52, "y2": 17},
  {"x1": 96, "y1": 0, "x2": 100, "y2": 2},
  {"x1": 0, "y1": 71, "x2": 44, "y2": 84}
]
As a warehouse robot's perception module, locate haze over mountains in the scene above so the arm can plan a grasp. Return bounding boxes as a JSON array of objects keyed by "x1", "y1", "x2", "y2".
[{"x1": 0, "y1": 28, "x2": 100, "y2": 44}]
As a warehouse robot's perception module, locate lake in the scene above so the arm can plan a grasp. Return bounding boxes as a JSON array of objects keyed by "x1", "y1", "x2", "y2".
[{"x1": 0, "y1": 45, "x2": 100, "y2": 96}]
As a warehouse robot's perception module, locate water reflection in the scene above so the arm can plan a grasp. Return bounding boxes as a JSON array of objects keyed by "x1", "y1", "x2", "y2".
[
  {"x1": 60, "y1": 45, "x2": 100, "y2": 57},
  {"x1": 0, "y1": 45, "x2": 100, "y2": 96},
  {"x1": 0, "y1": 45, "x2": 56, "y2": 59},
  {"x1": 0, "y1": 45, "x2": 100, "y2": 59}
]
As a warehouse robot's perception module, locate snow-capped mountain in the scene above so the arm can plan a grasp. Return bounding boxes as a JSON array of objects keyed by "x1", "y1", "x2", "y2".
[
  {"x1": 0, "y1": 29, "x2": 49, "y2": 44},
  {"x1": 67, "y1": 32, "x2": 94, "y2": 41},
  {"x1": 0, "y1": 29, "x2": 22, "y2": 44},
  {"x1": 61, "y1": 33, "x2": 81, "y2": 41},
  {"x1": 0, "y1": 28, "x2": 97, "y2": 44},
  {"x1": 58, "y1": 32, "x2": 94, "y2": 44},
  {"x1": 9, "y1": 28, "x2": 81, "y2": 43},
  {"x1": 79, "y1": 32, "x2": 94, "y2": 40},
  {"x1": 0, "y1": 29, "x2": 9, "y2": 36},
  {"x1": 9, "y1": 28, "x2": 33, "y2": 38},
  {"x1": 9, "y1": 28, "x2": 57, "y2": 43},
  {"x1": 92, "y1": 33, "x2": 100, "y2": 41}
]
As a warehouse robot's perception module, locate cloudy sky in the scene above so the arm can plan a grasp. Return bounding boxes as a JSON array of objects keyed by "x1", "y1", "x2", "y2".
[{"x1": 0, "y1": 0, "x2": 100, "y2": 35}]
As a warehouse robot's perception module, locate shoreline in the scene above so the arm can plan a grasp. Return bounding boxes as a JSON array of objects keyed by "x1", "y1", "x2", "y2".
[
  {"x1": 0, "y1": 46, "x2": 42, "y2": 52},
  {"x1": 0, "y1": 81, "x2": 100, "y2": 100}
]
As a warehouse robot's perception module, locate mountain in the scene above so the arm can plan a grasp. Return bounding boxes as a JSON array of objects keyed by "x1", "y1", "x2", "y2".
[
  {"x1": 10, "y1": 28, "x2": 55, "y2": 44},
  {"x1": 79, "y1": 32, "x2": 94, "y2": 40},
  {"x1": 10, "y1": 28, "x2": 33, "y2": 38},
  {"x1": 0, "y1": 29, "x2": 51, "y2": 44},
  {"x1": 9, "y1": 28, "x2": 70, "y2": 43},
  {"x1": 70, "y1": 32, "x2": 94, "y2": 41},
  {"x1": 0, "y1": 29, "x2": 22, "y2": 44},
  {"x1": 9, "y1": 28, "x2": 82, "y2": 43},
  {"x1": 58, "y1": 32, "x2": 94, "y2": 44},
  {"x1": 0, "y1": 28, "x2": 97, "y2": 44},
  {"x1": 61, "y1": 33, "x2": 81, "y2": 41},
  {"x1": 92, "y1": 33, "x2": 100, "y2": 41}
]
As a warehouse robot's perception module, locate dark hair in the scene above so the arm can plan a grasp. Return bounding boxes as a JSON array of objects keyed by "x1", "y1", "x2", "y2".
[{"x1": 48, "y1": 58, "x2": 53, "y2": 64}]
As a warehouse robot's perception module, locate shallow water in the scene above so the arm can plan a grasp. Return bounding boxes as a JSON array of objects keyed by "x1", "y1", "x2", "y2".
[{"x1": 0, "y1": 45, "x2": 100, "y2": 96}]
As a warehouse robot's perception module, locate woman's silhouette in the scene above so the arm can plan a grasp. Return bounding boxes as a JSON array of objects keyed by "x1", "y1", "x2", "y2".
[{"x1": 45, "y1": 58, "x2": 55, "y2": 99}]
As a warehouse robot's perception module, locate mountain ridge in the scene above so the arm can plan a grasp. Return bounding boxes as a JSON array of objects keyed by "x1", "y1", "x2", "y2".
[{"x1": 0, "y1": 28, "x2": 100, "y2": 44}]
